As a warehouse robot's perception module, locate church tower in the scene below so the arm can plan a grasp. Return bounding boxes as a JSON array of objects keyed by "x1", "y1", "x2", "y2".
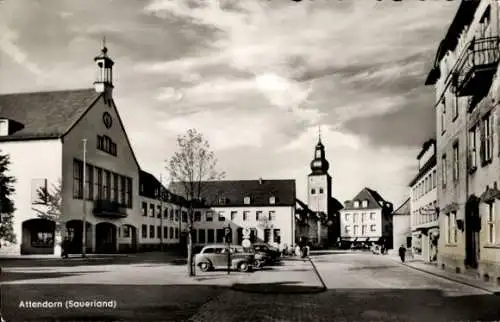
[
  {"x1": 307, "y1": 127, "x2": 332, "y2": 217},
  {"x1": 93, "y1": 37, "x2": 114, "y2": 101}
]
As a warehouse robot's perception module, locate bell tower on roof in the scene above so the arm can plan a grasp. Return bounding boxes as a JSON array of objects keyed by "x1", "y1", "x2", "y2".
[{"x1": 93, "y1": 37, "x2": 114, "y2": 100}]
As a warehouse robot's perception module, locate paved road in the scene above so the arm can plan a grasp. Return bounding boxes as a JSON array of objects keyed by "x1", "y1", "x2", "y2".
[{"x1": 1, "y1": 252, "x2": 500, "y2": 321}]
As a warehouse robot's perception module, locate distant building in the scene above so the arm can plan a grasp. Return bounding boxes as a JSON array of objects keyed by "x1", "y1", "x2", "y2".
[
  {"x1": 391, "y1": 198, "x2": 411, "y2": 254},
  {"x1": 409, "y1": 139, "x2": 438, "y2": 263},
  {"x1": 425, "y1": 0, "x2": 500, "y2": 282},
  {"x1": 169, "y1": 178, "x2": 296, "y2": 250},
  {"x1": 295, "y1": 131, "x2": 343, "y2": 247},
  {"x1": 340, "y1": 188, "x2": 394, "y2": 249}
]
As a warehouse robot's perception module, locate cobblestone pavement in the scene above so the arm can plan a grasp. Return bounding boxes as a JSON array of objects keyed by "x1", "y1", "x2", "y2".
[{"x1": 2, "y1": 252, "x2": 500, "y2": 321}]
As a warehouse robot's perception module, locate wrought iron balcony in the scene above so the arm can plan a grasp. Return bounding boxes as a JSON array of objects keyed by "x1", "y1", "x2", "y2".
[
  {"x1": 452, "y1": 36, "x2": 500, "y2": 97},
  {"x1": 92, "y1": 199, "x2": 128, "y2": 218}
]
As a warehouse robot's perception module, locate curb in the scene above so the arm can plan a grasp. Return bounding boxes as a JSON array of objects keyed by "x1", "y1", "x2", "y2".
[
  {"x1": 392, "y1": 258, "x2": 500, "y2": 295},
  {"x1": 230, "y1": 258, "x2": 327, "y2": 294}
]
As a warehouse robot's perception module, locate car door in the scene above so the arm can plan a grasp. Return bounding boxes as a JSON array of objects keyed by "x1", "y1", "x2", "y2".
[{"x1": 212, "y1": 247, "x2": 226, "y2": 268}]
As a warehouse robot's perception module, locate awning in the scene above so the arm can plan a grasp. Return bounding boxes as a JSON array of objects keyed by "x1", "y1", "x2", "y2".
[{"x1": 480, "y1": 183, "x2": 500, "y2": 203}]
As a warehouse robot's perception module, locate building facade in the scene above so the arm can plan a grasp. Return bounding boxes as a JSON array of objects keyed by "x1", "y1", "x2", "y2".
[
  {"x1": 426, "y1": 0, "x2": 500, "y2": 283},
  {"x1": 409, "y1": 139, "x2": 439, "y2": 263},
  {"x1": 392, "y1": 198, "x2": 411, "y2": 254},
  {"x1": 339, "y1": 187, "x2": 394, "y2": 249}
]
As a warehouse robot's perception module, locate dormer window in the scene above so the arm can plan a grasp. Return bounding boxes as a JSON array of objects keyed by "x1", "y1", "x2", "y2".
[
  {"x1": 269, "y1": 196, "x2": 276, "y2": 204},
  {"x1": 353, "y1": 200, "x2": 360, "y2": 208},
  {"x1": 244, "y1": 196, "x2": 251, "y2": 205},
  {"x1": 362, "y1": 200, "x2": 368, "y2": 208},
  {"x1": 0, "y1": 119, "x2": 8, "y2": 136}
]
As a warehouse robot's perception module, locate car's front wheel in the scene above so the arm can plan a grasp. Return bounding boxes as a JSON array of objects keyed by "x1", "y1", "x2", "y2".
[
  {"x1": 199, "y1": 262, "x2": 211, "y2": 272},
  {"x1": 238, "y1": 262, "x2": 250, "y2": 272}
]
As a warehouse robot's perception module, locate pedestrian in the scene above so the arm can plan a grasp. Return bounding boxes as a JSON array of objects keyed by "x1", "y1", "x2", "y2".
[
  {"x1": 398, "y1": 244, "x2": 406, "y2": 263},
  {"x1": 61, "y1": 236, "x2": 70, "y2": 259},
  {"x1": 295, "y1": 244, "x2": 302, "y2": 257}
]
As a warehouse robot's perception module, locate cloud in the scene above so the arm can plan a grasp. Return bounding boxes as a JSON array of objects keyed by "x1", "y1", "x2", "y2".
[
  {"x1": 281, "y1": 126, "x2": 363, "y2": 152},
  {"x1": 0, "y1": 27, "x2": 42, "y2": 75}
]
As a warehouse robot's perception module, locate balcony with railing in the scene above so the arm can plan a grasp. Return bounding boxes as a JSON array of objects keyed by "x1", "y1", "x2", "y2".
[
  {"x1": 92, "y1": 199, "x2": 128, "y2": 218},
  {"x1": 452, "y1": 36, "x2": 500, "y2": 97}
]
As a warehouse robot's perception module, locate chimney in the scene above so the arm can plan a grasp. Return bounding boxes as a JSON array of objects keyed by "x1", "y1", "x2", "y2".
[{"x1": 259, "y1": 177, "x2": 263, "y2": 184}]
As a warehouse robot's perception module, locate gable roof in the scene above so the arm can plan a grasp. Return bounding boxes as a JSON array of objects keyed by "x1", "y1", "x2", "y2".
[
  {"x1": 393, "y1": 198, "x2": 410, "y2": 215},
  {"x1": 169, "y1": 179, "x2": 296, "y2": 207},
  {"x1": 0, "y1": 89, "x2": 100, "y2": 141},
  {"x1": 342, "y1": 187, "x2": 391, "y2": 211},
  {"x1": 139, "y1": 170, "x2": 185, "y2": 204}
]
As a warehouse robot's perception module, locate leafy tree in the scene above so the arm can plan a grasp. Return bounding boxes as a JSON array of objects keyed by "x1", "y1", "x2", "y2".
[
  {"x1": 32, "y1": 179, "x2": 62, "y2": 229},
  {"x1": 0, "y1": 151, "x2": 16, "y2": 246},
  {"x1": 166, "y1": 128, "x2": 225, "y2": 277}
]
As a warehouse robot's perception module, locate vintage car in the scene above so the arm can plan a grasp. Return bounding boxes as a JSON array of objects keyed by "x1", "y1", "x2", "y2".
[
  {"x1": 194, "y1": 244, "x2": 255, "y2": 272},
  {"x1": 251, "y1": 243, "x2": 281, "y2": 263}
]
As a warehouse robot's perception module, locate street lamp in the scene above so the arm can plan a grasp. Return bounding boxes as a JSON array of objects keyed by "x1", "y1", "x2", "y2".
[
  {"x1": 82, "y1": 139, "x2": 87, "y2": 258},
  {"x1": 225, "y1": 224, "x2": 232, "y2": 275}
]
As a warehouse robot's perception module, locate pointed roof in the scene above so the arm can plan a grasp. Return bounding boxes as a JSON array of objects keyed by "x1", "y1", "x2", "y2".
[
  {"x1": 393, "y1": 198, "x2": 410, "y2": 215},
  {"x1": 0, "y1": 89, "x2": 100, "y2": 141},
  {"x1": 342, "y1": 187, "x2": 391, "y2": 211}
]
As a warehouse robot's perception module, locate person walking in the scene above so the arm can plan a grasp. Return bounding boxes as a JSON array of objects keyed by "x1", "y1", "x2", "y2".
[
  {"x1": 61, "y1": 236, "x2": 70, "y2": 259},
  {"x1": 398, "y1": 244, "x2": 406, "y2": 263}
]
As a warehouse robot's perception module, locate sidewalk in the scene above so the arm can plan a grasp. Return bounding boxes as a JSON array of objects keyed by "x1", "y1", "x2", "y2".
[
  {"x1": 385, "y1": 254, "x2": 500, "y2": 295},
  {"x1": 231, "y1": 258, "x2": 326, "y2": 294}
]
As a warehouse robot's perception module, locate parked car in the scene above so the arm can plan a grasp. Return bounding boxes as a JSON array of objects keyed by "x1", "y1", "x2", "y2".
[
  {"x1": 251, "y1": 243, "x2": 281, "y2": 263},
  {"x1": 194, "y1": 244, "x2": 255, "y2": 272}
]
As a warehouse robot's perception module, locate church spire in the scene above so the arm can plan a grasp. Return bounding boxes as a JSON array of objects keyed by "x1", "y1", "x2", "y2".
[
  {"x1": 310, "y1": 126, "x2": 329, "y2": 174},
  {"x1": 318, "y1": 125, "x2": 322, "y2": 143},
  {"x1": 93, "y1": 36, "x2": 114, "y2": 99}
]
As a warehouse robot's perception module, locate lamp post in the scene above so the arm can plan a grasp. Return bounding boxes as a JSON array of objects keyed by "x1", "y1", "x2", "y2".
[
  {"x1": 82, "y1": 139, "x2": 87, "y2": 258},
  {"x1": 159, "y1": 174, "x2": 164, "y2": 252},
  {"x1": 225, "y1": 224, "x2": 232, "y2": 275}
]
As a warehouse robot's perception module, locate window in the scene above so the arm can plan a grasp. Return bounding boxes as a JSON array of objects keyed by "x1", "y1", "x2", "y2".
[
  {"x1": 170, "y1": 209, "x2": 174, "y2": 221},
  {"x1": 447, "y1": 212, "x2": 457, "y2": 244},
  {"x1": 164, "y1": 226, "x2": 168, "y2": 239},
  {"x1": 370, "y1": 212, "x2": 375, "y2": 220},
  {"x1": 353, "y1": 213, "x2": 358, "y2": 223},
  {"x1": 123, "y1": 226, "x2": 130, "y2": 238},
  {"x1": 452, "y1": 95, "x2": 458, "y2": 121},
  {"x1": 230, "y1": 211, "x2": 237, "y2": 221},
  {"x1": 126, "y1": 177, "x2": 132, "y2": 208},
  {"x1": 264, "y1": 229, "x2": 271, "y2": 243},
  {"x1": 256, "y1": 211, "x2": 263, "y2": 221},
  {"x1": 157, "y1": 205, "x2": 161, "y2": 218},
  {"x1": 206, "y1": 211, "x2": 213, "y2": 222},
  {"x1": 344, "y1": 225, "x2": 351, "y2": 235},
  {"x1": 370, "y1": 224, "x2": 376, "y2": 232},
  {"x1": 103, "y1": 170, "x2": 111, "y2": 200},
  {"x1": 207, "y1": 229, "x2": 215, "y2": 243},
  {"x1": 361, "y1": 213, "x2": 366, "y2": 222},
  {"x1": 353, "y1": 200, "x2": 359, "y2": 208},
  {"x1": 442, "y1": 154, "x2": 447, "y2": 188},
  {"x1": 157, "y1": 226, "x2": 161, "y2": 239},
  {"x1": 273, "y1": 229, "x2": 281, "y2": 244},
  {"x1": 469, "y1": 127, "x2": 477, "y2": 170},
  {"x1": 149, "y1": 204, "x2": 155, "y2": 217},
  {"x1": 175, "y1": 228, "x2": 179, "y2": 239},
  {"x1": 218, "y1": 211, "x2": 225, "y2": 221},
  {"x1": 192, "y1": 229, "x2": 197, "y2": 243},
  {"x1": 175, "y1": 210, "x2": 179, "y2": 221},
  {"x1": 120, "y1": 175, "x2": 126, "y2": 205},
  {"x1": 487, "y1": 203, "x2": 495, "y2": 244},
  {"x1": 141, "y1": 225, "x2": 147, "y2": 238},
  {"x1": 432, "y1": 169, "x2": 437, "y2": 188},
  {"x1": 345, "y1": 213, "x2": 350, "y2": 221},
  {"x1": 353, "y1": 225, "x2": 359, "y2": 235},
  {"x1": 440, "y1": 99, "x2": 446, "y2": 134},
  {"x1": 0, "y1": 119, "x2": 8, "y2": 136},
  {"x1": 199, "y1": 229, "x2": 206, "y2": 243},
  {"x1": 169, "y1": 227, "x2": 174, "y2": 239},
  {"x1": 149, "y1": 225, "x2": 155, "y2": 238},
  {"x1": 141, "y1": 202, "x2": 147, "y2": 216},
  {"x1": 362, "y1": 225, "x2": 367, "y2": 235},
  {"x1": 96, "y1": 168, "x2": 103, "y2": 200},
  {"x1": 269, "y1": 211, "x2": 276, "y2": 221},
  {"x1": 194, "y1": 211, "x2": 201, "y2": 222},
  {"x1": 481, "y1": 114, "x2": 493, "y2": 164},
  {"x1": 73, "y1": 159, "x2": 83, "y2": 199},
  {"x1": 243, "y1": 211, "x2": 249, "y2": 221},
  {"x1": 361, "y1": 200, "x2": 368, "y2": 208},
  {"x1": 96, "y1": 135, "x2": 117, "y2": 156},
  {"x1": 112, "y1": 173, "x2": 118, "y2": 202},
  {"x1": 82, "y1": 164, "x2": 93, "y2": 200},
  {"x1": 216, "y1": 229, "x2": 225, "y2": 243},
  {"x1": 319, "y1": 188, "x2": 324, "y2": 194},
  {"x1": 311, "y1": 189, "x2": 316, "y2": 195},
  {"x1": 164, "y1": 208, "x2": 168, "y2": 218},
  {"x1": 269, "y1": 196, "x2": 276, "y2": 204},
  {"x1": 182, "y1": 211, "x2": 187, "y2": 223},
  {"x1": 244, "y1": 196, "x2": 251, "y2": 204},
  {"x1": 453, "y1": 143, "x2": 459, "y2": 181}
]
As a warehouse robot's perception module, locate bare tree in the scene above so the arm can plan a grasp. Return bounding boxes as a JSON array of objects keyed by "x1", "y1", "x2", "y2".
[
  {"x1": 32, "y1": 179, "x2": 63, "y2": 230},
  {"x1": 166, "y1": 129, "x2": 225, "y2": 277}
]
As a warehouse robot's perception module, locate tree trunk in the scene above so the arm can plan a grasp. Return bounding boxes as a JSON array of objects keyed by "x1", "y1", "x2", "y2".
[{"x1": 187, "y1": 226, "x2": 195, "y2": 276}]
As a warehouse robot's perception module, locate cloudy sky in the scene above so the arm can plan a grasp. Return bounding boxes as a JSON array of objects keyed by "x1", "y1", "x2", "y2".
[{"x1": 0, "y1": 0, "x2": 458, "y2": 207}]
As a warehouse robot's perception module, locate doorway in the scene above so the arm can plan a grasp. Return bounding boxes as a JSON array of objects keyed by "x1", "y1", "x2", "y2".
[{"x1": 465, "y1": 196, "x2": 480, "y2": 268}]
